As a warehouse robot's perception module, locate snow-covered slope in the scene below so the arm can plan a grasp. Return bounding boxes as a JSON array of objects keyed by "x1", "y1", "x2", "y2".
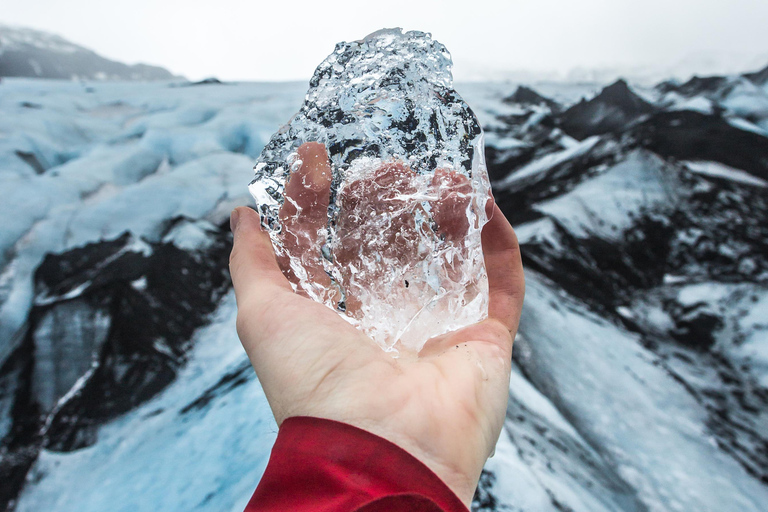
[
  {"x1": 14, "y1": 293, "x2": 278, "y2": 512},
  {"x1": 656, "y1": 69, "x2": 768, "y2": 135},
  {"x1": 0, "y1": 25, "x2": 178, "y2": 81},
  {"x1": 1, "y1": 61, "x2": 768, "y2": 512},
  {"x1": 0, "y1": 79, "x2": 304, "y2": 509}
]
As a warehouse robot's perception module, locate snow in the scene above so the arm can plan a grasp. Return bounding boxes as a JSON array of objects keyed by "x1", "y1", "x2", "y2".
[
  {"x1": 454, "y1": 81, "x2": 602, "y2": 128},
  {"x1": 676, "y1": 282, "x2": 735, "y2": 306},
  {"x1": 481, "y1": 364, "x2": 635, "y2": 512},
  {"x1": 514, "y1": 217, "x2": 565, "y2": 252},
  {"x1": 0, "y1": 24, "x2": 82, "y2": 54},
  {"x1": 482, "y1": 131, "x2": 526, "y2": 150},
  {"x1": 513, "y1": 273, "x2": 768, "y2": 512},
  {"x1": 679, "y1": 283, "x2": 768, "y2": 387},
  {"x1": 720, "y1": 79, "x2": 768, "y2": 119},
  {"x1": 162, "y1": 219, "x2": 220, "y2": 252},
  {"x1": 727, "y1": 116, "x2": 768, "y2": 136},
  {"x1": 495, "y1": 136, "x2": 600, "y2": 187},
  {"x1": 534, "y1": 150, "x2": 680, "y2": 239},
  {"x1": 684, "y1": 160, "x2": 768, "y2": 188},
  {"x1": 675, "y1": 96, "x2": 713, "y2": 114},
  {"x1": 454, "y1": 82, "x2": 532, "y2": 130},
  {"x1": 741, "y1": 332, "x2": 768, "y2": 387},
  {"x1": 3, "y1": 76, "x2": 768, "y2": 512},
  {"x1": 643, "y1": 281, "x2": 768, "y2": 388},
  {"x1": 0, "y1": 78, "x2": 306, "y2": 361},
  {"x1": 507, "y1": 363, "x2": 580, "y2": 439}
]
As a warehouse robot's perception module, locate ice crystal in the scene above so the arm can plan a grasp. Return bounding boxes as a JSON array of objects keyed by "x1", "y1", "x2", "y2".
[{"x1": 249, "y1": 28, "x2": 490, "y2": 352}]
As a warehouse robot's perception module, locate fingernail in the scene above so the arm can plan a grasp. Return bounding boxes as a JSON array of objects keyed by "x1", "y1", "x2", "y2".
[
  {"x1": 230, "y1": 208, "x2": 241, "y2": 233},
  {"x1": 485, "y1": 194, "x2": 496, "y2": 219}
]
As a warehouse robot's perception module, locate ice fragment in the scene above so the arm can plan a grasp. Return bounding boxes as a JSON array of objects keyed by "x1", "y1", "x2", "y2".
[{"x1": 249, "y1": 28, "x2": 490, "y2": 352}]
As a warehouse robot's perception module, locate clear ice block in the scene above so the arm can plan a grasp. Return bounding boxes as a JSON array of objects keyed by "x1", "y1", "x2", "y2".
[{"x1": 249, "y1": 28, "x2": 490, "y2": 352}]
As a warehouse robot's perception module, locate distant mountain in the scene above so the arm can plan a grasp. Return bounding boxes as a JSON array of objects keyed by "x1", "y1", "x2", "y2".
[
  {"x1": 744, "y1": 64, "x2": 768, "y2": 86},
  {"x1": 656, "y1": 61, "x2": 768, "y2": 99},
  {"x1": 559, "y1": 79, "x2": 657, "y2": 140},
  {"x1": 503, "y1": 85, "x2": 559, "y2": 110},
  {"x1": 0, "y1": 25, "x2": 179, "y2": 81},
  {"x1": 654, "y1": 61, "x2": 768, "y2": 125},
  {"x1": 656, "y1": 75, "x2": 730, "y2": 97}
]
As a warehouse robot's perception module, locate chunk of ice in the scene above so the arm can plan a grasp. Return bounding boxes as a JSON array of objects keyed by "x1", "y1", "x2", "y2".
[{"x1": 249, "y1": 28, "x2": 490, "y2": 352}]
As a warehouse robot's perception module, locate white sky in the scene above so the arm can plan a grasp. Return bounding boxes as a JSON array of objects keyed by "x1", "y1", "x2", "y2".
[{"x1": 3, "y1": 0, "x2": 768, "y2": 82}]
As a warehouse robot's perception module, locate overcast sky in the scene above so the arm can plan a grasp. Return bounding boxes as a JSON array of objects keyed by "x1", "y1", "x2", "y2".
[{"x1": 3, "y1": 0, "x2": 768, "y2": 82}]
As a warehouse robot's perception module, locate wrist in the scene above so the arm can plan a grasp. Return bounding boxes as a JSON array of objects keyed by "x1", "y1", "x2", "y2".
[
  {"x1": 338, "y1": 417, "x2": 482, "y2": 507},
  {"x1": 251, "y1": 416, "x2": 471, "y2": 511}
]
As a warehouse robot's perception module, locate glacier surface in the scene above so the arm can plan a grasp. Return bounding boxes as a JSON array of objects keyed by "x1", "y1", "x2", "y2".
[{"x1": 1, "y1": 62, "x2": 768, "y2": 512}]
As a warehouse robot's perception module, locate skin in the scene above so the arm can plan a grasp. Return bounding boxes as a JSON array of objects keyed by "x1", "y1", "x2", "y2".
[{"x1": 229, "y1": 142, "x2": 525, "y2": 507}]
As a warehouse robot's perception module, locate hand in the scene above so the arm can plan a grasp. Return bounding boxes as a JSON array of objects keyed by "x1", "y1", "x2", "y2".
[{"x1": 229, "y1": 143, "x2": 525, "y2": 506}]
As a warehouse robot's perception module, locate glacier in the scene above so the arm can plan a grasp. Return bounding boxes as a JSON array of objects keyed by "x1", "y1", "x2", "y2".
[{"x1": 1, "y1": 58, "x2": 768, "y2": 512}]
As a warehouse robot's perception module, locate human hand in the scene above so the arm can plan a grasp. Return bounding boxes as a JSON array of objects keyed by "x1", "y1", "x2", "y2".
[{"x1": 229, "y1": 143, "x2": 525, "y2": 505}]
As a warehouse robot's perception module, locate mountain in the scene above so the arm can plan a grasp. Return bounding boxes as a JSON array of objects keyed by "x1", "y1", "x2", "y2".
[
  {"x1": 654, "y1": 62, "x2": 768, "y2": 126},
  {"x1": 656, "y1": 75, "x2": 730, "y2": 97},
  {"x1": 558, "y1": 79, "x2": 657, "y2": 140},
  {"x1": 1, "y1": 63, "x2": 768, "y2": 511},
  {"x1": 503, "y1": 85, "x2": 560, "y2": 110},
  {"x1": 744, "y1": 64, "x2": 768, "y2": 86},
  {"x1": 0, "y1": 25, "x2": 178, "y2": 81},
  {"x1": 483, "y1": 74, "x2": 768, "y2": 509}
]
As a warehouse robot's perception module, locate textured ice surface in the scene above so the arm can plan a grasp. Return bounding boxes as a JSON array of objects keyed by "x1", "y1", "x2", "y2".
[{"x1": 249, "y1": 28, "x2": 490, "y2": 352}]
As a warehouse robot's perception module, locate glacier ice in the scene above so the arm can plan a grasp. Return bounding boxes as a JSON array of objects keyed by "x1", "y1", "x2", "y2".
[{"x1": 249, "y1": 28, "x2": 491, "y2": 352}]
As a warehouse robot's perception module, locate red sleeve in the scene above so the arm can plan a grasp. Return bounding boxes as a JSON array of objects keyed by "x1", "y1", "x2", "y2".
[{"x1": 244, "y1": 416, "x2": 470, "y2": 512}]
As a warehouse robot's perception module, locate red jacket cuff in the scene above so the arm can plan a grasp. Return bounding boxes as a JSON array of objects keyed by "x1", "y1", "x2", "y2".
[{"x1": 244, "y1": 416, "x2": 469, "y2": 512}]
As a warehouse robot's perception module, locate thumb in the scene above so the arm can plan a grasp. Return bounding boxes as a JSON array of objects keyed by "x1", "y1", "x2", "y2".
[{"x1": 229, "y1": 207, "x2": 293, "y2": 313}]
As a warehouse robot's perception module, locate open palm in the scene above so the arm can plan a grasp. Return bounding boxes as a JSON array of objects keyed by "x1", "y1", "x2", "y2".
[{"x1": 229, "y1": 143, "x2": 524, "y2": 506}]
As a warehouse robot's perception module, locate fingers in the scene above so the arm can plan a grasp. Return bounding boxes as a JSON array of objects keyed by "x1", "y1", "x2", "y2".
[
  {"x1": 280, "y1": 142, "x2": 333, "y2": 224},
  {"x1": 229, "y1": 206, "x2": 293, "y2": 311},
  {"x1": 482, "y1": 203, "x2": 525, "y2": 333},
  {"x1": 278, "y1": 142, "x2": 335, "y2": 296},
  {"x1": 430, "y1": 169, "x2": 472, "y2": 241},
  {"x1": 335, "y1": 161, "x2": 421, "y2": 316}
]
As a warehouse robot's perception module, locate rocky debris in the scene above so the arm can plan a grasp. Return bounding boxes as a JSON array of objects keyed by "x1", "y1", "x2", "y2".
[
  {"x1": 668, "y1": 303, "x2": 723, "y2": 350},
  {"x1": 629, "y1": 109, "x2": 768, "y2": 180},
  {"x1": 491, "y1": 137, "x2": 622, "y2": 225},
  {"x1": 471, "y1": 470, "x2": 499, "y2": 511},
  {"x1": 173, "y1": 77, "x2": 227, "y2": 87},
  {"x1": 653, "y1": 64, "x2": 768, "y2": 130}
]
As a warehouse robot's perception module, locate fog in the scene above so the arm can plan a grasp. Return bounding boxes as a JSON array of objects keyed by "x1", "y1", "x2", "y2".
[{"x1": 3, "y1": 0, "x2": 768, "y2": 82}]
